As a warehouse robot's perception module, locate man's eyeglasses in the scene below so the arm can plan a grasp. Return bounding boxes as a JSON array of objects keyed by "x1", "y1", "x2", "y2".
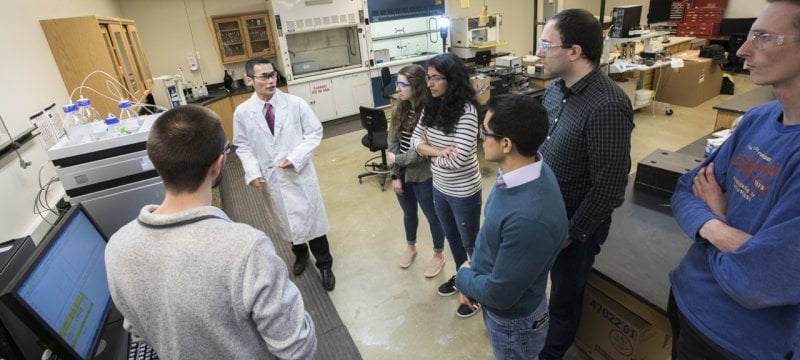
[
  {"x1": 746, "y1": 30, "x2": 799, "y2": 50},
  {"x1": 250, "y1": 71, "x2": 278, "y2": 81},
  {"x1": 538, "y1": 39, "x2": 574, "y2": 51},
  {"x1": 426, "y1": 75, "x2": 446, "y2": 83},
  {"x1": 396, "y1": 80, "x2": 412, "y2": 88},
  {"x1": 209, "y1": 143, "x2": 231, "y2": 165},
  {"x1": 479, "y1": 123, "x2": 505, "y2": 141}
]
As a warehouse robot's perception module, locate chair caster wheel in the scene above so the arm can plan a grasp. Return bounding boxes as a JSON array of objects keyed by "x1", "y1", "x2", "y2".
[{"x1": 666, "y1": 108, "x2": 673, "y2": 116}]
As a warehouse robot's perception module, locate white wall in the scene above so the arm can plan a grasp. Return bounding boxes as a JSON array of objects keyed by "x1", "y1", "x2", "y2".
[
  {"x1": 562, "y1": 0, "x2": 651, "y2": 25},
  {"x1": 0, "y1": 0, "x2": 122, "y2": 242},
  {"x1": 726, "y1": 1, "x2": 767, "y2": 18},
  {"x1": 0, "y1": 0, "x2": 768, "y2": 244},
  {"x1": 119, "y1": 0, "x2": 273, "y2": 88},
  {"x1": 446, "y1": 0, "x2": 535, "y2": 57},
  {"x1": 442, "y1": 0, "x2": 765, "y2": 58}
]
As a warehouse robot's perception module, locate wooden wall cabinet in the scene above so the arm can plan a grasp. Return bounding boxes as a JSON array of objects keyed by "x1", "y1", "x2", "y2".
[
  {"x1": 206, "y1": 97, "x2": 235, "y2": 142},
  {"x1": 40, "y1": 16, "x2": 153, "y2": 117},
  {"x1": 231, "y1": 93, "x2": 252, "y2": 109},
  {"x1": 212, "y1": 12, "x2": 276, "y2": 64}
]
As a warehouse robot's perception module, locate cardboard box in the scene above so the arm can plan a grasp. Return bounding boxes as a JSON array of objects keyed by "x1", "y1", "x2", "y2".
[
  {"x1": 495, "y1": 55, "x2": 522, "y2": 69},
  {"x1": 575, "y1": 275, "x2": 672, "y2": 360},
  {"x1": 615, "y1": 79, "x2": 637, "y2": 108},
  {"x1": 522, "y1": 58, "x2": 540, "y2": 68},
  {"x1": 470, "y1": 74, "x2": 491, "y2": 105},
  {"x1": 655, "y1": 50, "x2": 723, "y2": 107}
]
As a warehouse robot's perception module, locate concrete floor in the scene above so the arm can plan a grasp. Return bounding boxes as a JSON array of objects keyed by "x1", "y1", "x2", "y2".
[{"x1": 313, "y1": 73, "x2": 757, "y2": 359}]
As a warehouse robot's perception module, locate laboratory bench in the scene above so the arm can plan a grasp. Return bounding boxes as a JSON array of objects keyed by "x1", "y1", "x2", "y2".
[
  {"x1": 575, "y1": 136, "x2": 708, "y2": 358},
  {"x1": 595, "y1": 137, "x2": 706, "y2": 308},
  {"x1": 186, "y1": 86, "x2": 253, "y2": 106},
  {"x1": 712, "y1": 85, "x2": 774, "y2": 130},
  {"x1": 527, "y1": 72, "x2": 557, "y2": 89}
]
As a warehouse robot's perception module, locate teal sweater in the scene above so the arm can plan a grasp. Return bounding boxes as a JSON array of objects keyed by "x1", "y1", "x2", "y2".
[{"x1": 456, "y1": 165, "x2": 568, "y2": 318}]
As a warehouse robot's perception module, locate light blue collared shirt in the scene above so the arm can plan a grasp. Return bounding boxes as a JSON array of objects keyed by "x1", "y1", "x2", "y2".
[{"x1": 496, "y1": 153, "x2": 543, "y2": 189}]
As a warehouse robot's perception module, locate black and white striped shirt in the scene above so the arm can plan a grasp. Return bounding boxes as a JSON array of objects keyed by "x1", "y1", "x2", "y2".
[
  {"x1": 398, "y1": 129, "x2": 412, "y2": 154},
  {"x1": 411, "y1": 103, "x2": 481, "y2": 197}
]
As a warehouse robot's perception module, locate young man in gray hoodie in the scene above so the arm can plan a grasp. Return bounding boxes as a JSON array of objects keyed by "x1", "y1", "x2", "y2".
[{"x1": 105, "y1": 105, "x2": 317, "y2": 359}]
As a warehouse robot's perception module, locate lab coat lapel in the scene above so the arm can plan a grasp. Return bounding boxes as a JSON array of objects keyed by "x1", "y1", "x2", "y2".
[
  {"x1": 248, "y1": 93, "x2": 271, "y2": 136},
  {"x1": 272, "y1": 91, "x2": 288, "y2": 136}
]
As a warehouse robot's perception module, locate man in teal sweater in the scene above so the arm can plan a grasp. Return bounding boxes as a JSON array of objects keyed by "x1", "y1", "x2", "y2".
[{"x1": 455, "y1": 94, "x2": 568, "y2": 358}]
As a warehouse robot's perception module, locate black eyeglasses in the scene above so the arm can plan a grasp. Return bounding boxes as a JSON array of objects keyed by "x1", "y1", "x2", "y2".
[
  {"x1": 250, "y1": 71, "x2": 278, "y2": 81},
  {"x1": 426, "y1": 75, "x2": 446, "y2": 83},
  {"x1": 479, "y1": 123, "x2": 505, "y2": 141}
]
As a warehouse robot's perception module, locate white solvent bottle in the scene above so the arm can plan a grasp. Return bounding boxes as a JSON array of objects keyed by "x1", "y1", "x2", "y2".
[
  {"x1": 77, "y1": 97, "x2": 107, "y2": 140},
  {"x1": 105, "y1": 115, "x2": 122, "y2": 138},
  {"x1": 118, "y1": 100, "x2": 139, "y2": 134},
  {"x1": 62, "y1": 103, "x2": 91, "y2": 144}
]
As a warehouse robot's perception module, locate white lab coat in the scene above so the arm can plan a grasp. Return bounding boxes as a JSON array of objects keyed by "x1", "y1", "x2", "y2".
[{"x1": 232, "y1": 90, "x2": 329, "y2": 245}]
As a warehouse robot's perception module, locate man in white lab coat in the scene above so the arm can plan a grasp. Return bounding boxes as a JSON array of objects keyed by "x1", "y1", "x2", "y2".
[{"x1": 233, "y1": 57, "x2": 335, "y2": 291}]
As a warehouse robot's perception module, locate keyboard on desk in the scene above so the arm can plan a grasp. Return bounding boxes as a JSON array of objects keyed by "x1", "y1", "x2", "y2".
[{"x1": 128, "y1": 341, "x2": 159, "y2": 360}]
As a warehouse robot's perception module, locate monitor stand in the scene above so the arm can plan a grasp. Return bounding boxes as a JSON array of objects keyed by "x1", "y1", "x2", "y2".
[{"x1": 93, "y1": 305, "x2": 129, "y2": 360}]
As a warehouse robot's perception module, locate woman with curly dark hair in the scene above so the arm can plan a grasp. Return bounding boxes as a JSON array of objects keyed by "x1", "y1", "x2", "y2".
[
  {"x1": 386, "y1": 64, "x2": 446, "y2": 277},
  {"x1": 410, "y1": 53, "x2": 482, "y2": 319}
]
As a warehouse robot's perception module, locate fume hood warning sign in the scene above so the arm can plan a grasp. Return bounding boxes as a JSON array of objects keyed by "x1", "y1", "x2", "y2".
[{"x1": 311, "y1": 84, "x2": 330, "y2": 95}]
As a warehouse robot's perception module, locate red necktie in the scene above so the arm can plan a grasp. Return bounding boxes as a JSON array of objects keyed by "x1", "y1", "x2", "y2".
[{"x1": 264, "y1": 103, "x2": 275, "y2": 134}]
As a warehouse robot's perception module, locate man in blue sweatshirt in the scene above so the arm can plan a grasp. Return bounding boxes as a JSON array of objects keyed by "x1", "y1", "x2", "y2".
[
  {"x1": 669, "y1": 1, "x2": 800, "y2": 359},
  {"x1": 455, "y1": 94, "x2": 568, "y2": 358}
]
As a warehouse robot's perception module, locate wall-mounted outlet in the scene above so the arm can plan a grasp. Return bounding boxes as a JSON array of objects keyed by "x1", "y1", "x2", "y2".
[{"x1": 187, "y1": 55, "x2": 199, "y2": 71}]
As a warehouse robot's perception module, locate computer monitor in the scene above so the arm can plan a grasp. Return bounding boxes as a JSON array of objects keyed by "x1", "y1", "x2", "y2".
[
  {"x1": 0, "y1": 204, "x2": 112, "y2": 360},
  {"x1": 609, "y1": 5, "x2": 643, "y2": 38}
]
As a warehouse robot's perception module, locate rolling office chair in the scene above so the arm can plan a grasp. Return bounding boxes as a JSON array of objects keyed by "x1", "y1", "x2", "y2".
[
  {"x1": 357, "y1": 106, "x2": 390, "y2": 191},
  {"x1": 380, "y1": 67, "x2": 397, "y2": 100}
]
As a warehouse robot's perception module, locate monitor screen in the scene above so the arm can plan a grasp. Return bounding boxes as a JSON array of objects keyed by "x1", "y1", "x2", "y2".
[
  {"x1": 1, "y1": 204, "x2": 111, "y2": 360},
  {"x1": 367, "y1": 0, "x2": 445, "y2": 22}
]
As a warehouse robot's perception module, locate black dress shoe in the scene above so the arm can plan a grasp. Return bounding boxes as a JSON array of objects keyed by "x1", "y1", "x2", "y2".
[
  {"x1": 321, "y1": 268, "x2": 335, "y2": 291},
  {"x1": 293, "y1": 253, "x2": 309, "y2": 276}
]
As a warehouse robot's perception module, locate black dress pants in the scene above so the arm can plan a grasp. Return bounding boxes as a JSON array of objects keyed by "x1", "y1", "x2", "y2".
[{"x1": 291, "y1": 234, "x2": 333, "y2": 270}]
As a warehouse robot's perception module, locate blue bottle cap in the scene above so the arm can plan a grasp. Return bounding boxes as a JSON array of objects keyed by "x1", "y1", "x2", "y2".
[
  {"x1": 77, "y1": 98, "x2": 91, "y2": 106},
  {"x1": 118, "y1": 100, "x2": 132, "y2": 108},
  {"x1": 63, "y1": 103, "x2": 78, "y2": 113},
  {"x1": 105, "y1": 116, "x2": 120, "y2": 125}
]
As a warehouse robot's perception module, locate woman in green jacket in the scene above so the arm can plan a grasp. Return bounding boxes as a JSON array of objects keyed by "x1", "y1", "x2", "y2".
[{"x1": 387, "y1": 64, "x2": 446, "y2": 277}]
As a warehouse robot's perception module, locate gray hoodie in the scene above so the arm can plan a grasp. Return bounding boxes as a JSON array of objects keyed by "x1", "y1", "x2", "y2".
[{"x1": 105, "y1": 205, "x2": 316, "y2": 359}]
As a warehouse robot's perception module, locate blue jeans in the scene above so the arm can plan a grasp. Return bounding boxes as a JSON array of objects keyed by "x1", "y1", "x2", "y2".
[
  {"x1": 395, "y1": 178, "x2": 445, "y2": 251},
  {"x1": 432, "y1": 187, "x2": 481, "y2": 270},
  {"x1": 484, "y1": 297, "x2": 550, "y2": 360},
  {"x1": 541, "y1": 208, "x2": 611, "y2": 360}
]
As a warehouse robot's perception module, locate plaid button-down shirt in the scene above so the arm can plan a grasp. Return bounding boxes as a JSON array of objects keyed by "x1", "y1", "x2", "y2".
[{"x1": 539, "y1": 68, "x2": 634, "y2": 241}]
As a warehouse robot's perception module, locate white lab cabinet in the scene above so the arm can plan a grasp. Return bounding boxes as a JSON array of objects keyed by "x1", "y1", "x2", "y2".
[
  {"x1": 289, "y1": 79, "x2": 337, "y2": 122},
  {"x1": 333, "y1": 72, "x2": 373, "y2": 117},
  {"x1": 288, "y1": 70, "x2": 373, "y2": 122}
]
